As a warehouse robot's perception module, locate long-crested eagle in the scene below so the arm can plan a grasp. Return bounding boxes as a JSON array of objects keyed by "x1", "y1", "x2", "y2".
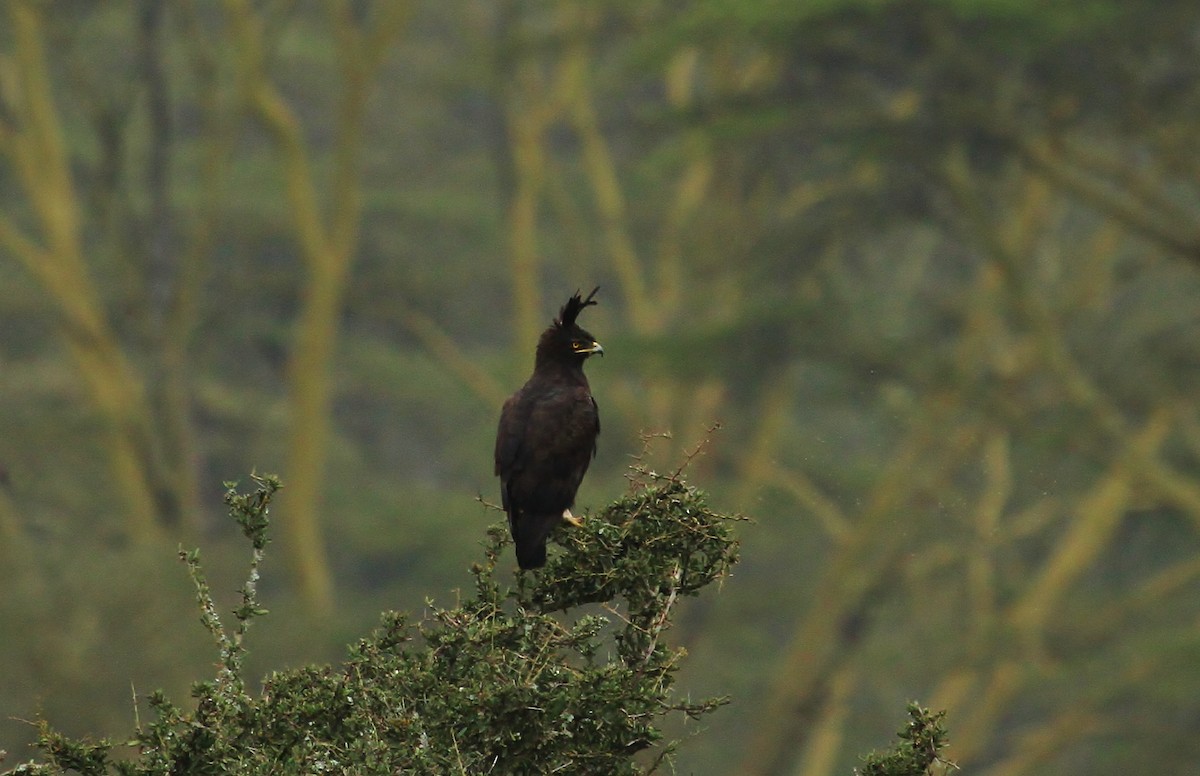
[{"x1": 495, "y1": 288, "x2": 603, "y2": 569}]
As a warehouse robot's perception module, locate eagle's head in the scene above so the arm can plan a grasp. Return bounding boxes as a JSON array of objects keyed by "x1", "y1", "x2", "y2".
[{"x1": 536, "y1": 287, "x2": 604, "y2": 368}]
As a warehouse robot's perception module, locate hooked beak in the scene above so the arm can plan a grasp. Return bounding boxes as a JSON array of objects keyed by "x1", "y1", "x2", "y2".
[{"x1": 587, "y1": 341, "x2": 604, "y2": 357}]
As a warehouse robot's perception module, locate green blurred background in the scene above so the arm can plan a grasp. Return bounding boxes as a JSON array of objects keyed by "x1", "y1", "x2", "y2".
[{"x1": 2, "y1": 1, "x2": 1199, "y2": 773}]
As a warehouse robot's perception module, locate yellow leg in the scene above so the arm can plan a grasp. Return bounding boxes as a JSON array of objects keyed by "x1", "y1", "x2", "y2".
[{"x1": 562, "y1": 508, "x2": 584, "y2": 527}]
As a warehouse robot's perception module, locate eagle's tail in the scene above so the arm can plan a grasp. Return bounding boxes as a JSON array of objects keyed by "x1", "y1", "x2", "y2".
[
  {"x1": 515, "y1": 537, "x2": 547, "y2": 570},
  {"x1": 512, "y1": 513, "x2": 557, "y2": 570}
]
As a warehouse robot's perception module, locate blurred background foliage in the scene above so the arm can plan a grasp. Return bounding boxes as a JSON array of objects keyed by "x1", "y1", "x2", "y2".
[{"x1": 1, "y1": 0, "x2": 1199, "y2": 773}]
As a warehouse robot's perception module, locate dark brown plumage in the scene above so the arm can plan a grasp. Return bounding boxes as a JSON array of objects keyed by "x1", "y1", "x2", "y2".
[{"x1": 495, "y1": 288, "x2": 603, "y2": 569}]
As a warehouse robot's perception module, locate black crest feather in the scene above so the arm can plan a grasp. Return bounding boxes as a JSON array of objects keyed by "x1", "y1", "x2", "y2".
[{"x1": 556, "y1": 286, "x2": 600, "y2": 328}]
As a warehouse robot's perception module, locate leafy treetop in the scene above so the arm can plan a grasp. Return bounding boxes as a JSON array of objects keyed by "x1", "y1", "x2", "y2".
[{"x1": 3, "y1": 470, "x2": 743, "y2": 775}]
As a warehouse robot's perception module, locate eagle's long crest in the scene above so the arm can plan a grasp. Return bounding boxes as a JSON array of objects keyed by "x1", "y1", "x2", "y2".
[{"x1": 556, "y1": 286, "x2": 600, "y2": 329}]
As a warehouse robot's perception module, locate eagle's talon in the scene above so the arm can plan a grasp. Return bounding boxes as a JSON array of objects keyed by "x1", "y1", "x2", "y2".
[{"x1": 562, "y1": 509, "x2": 584, "y2": 528}]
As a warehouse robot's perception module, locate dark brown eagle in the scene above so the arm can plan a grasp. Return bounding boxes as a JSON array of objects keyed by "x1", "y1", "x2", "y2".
[{"x1": 495, "y1": 288, "x2": 603, "y2": 569}]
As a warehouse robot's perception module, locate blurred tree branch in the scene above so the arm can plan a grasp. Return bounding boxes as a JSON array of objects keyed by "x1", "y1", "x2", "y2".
[
  {"x1": 559, "y1": 14, "x2": 655, "y2": 333},
  {"x1": 739, "y1": 404, "x2": 978, "y2": 775},
  {"x1": 922, "y1": 2, "x2": 1200, "y2": 266},
  {"x1": 1015, "y1": 135, "x2": 1200, "y2": 263},
  {"x1": 911, "y1": 148, "x2": 1200, "y2": 771},
  {"x1": 155, "y1": 0, "x2": 246, "y2": 533},
  {"x1": 224, "y1": 0, "x2": 409, "y2": 613},
  {"x1": 977, "y1": 710, "x2": 1108, "y2": 776},
  {"x1": 945, "y1": 148, "x2": 1200, "y2": 529},
  {"x1": 396, "y1": 305, "x2": 506, "y2": 407},
  {"x1": 493, "y1": 1, "x2": 560, "y2": 358},
  {"x1": 0, "y1": 0, "x2": 163, "y2": 542},
  {"x1": 796, "y1": 663, "x2": 859, "y2": 776},
  {"x1": 1009, "y1": 411, "x2": 1168, "y2": 641}
]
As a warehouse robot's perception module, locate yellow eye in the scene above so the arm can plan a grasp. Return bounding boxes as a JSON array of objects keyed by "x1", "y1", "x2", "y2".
[{"x1": 572, "y1": 341, "x2": 586, "y2": 350}]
